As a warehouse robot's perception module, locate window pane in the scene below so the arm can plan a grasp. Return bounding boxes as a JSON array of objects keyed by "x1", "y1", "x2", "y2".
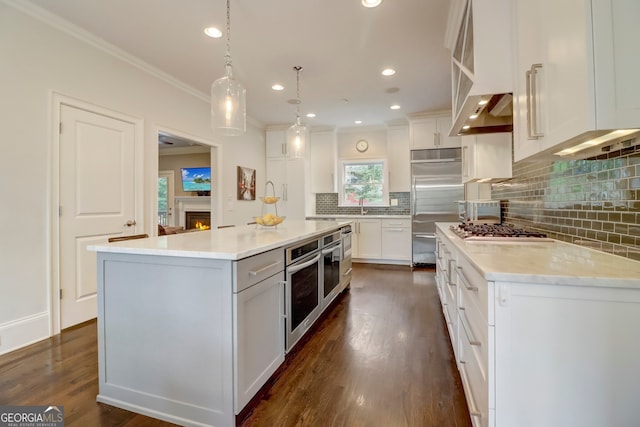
[{"x1": 342, "y1": 161, "x2": 384, "y2": 205}]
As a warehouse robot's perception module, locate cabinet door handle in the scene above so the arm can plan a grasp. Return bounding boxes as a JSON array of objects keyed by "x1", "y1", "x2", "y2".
[
  {"x1": 525, "y1": 68, "x2": 535, "y2": 140},
  {"x1": 249, "y1": 260, "x2": 282, "y2": 276},
  {"x1": 456, "y1": 266, "x2": 478, "y2": 291},
  {"x1": 459, "y1": 307, "x2": 482, "y2": 347},
  {"x1": 527, "y1": 63, "x2": 544, "y2": 140},
  {"x1": 459, "y1": 362, "x2": 483, "y2": 418},
  {"x1": 343, "y1": 267, "x2": 352, "y2": 277},
  {"x1": 447, "y1": 259, "x2": 456, "y2": 286}
]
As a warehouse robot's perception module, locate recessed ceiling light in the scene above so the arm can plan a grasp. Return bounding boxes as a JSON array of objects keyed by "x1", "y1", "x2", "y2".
[
  {"x1": 362, "y1": 0, "x2": 382, "y2": 8},
  {"x1": 390, "y1": 104, "x2": 401, "y2": 110},
  {"x1": 204, "y1": 27, "x2": 222, "y2": 38},
  {"x1": 469, "y1": 113, "x2": 479, "y2": 120},
  {"x1": 306, "y1": 113, "x2": 316, "y2": 118},
  {"x1": 272, "y1": 84, "x2": 284, "y2": 91},
  {"x1": 355, "y1": 120, "x2": 363, "y2": 124},
  {"x1": 462, "y1": 125, "x2": 471, "y2": 130},
  {"x1": 478, "y1": 99, "x2": 489, "y2": 106},
  {"x1": 382, "y1": 68, "x2": 396, "y2": 76}
]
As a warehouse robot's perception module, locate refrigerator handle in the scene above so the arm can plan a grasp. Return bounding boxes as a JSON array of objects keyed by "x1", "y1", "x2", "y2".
[
  {"x1": 412, "y1": 176, "x2": 417, "y2": 214},
  {"x1": 415, "y1": 233, "x2": 437, "y2": 239}
]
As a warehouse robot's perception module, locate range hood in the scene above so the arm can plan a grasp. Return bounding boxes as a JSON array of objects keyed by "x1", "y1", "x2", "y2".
[{"x1": 451, "y1": 93, "x2": 513, "y2": 136}]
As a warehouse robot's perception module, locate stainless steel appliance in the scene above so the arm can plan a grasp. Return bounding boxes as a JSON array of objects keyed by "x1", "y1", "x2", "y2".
[
  {"x1": 411, "y1": 148, "x2": 464, "y2": 265},
  {"x1": 340, "y1": 225, "x2": 353, "y2": 289},
  {"x1": 321, "y1": 231, "x2": 342, "y2": 309},
  {"x1": 458, "y1": 200, "x2": 501, "y2": 224},
  {"x1": 285, "y1": 237, "x2": 322, "y2": 351},
  {"x1": 450, "y1": 223, "x2": 553, "y2": 241}
]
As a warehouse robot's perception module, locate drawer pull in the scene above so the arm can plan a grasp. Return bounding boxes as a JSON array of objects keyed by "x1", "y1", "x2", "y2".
[
  {"x1": 456, "y1": 266, "x2": 478, "y2": 292},
  {"x1": 248, "y1": 260, "x2": 282, "y2": 276},
  {"x1": 459, "y1": 307, "x2": 482, "y2": 347},
  {"x1": 343, "y1": 267, "x2": 353, "y2": 277}
]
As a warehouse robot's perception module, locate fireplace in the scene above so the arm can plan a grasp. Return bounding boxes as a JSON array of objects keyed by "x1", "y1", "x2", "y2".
[{"x1": 185, "y1": 211, "x2": 211, "y2": 230}]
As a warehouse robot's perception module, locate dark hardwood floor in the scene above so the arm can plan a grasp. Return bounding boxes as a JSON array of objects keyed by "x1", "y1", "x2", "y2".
[{"x1": 0, "y1": 264, "x2": 471, "y2": 427}]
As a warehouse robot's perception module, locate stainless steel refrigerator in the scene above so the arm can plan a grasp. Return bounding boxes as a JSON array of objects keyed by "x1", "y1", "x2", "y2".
[{"x1": 411, "y1": 148, "x2": 463, "y2": 266}]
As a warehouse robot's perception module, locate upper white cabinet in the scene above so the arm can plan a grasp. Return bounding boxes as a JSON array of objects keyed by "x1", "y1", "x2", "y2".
[
  {"x1": 410, "y1": 114, "x2": 461, "y2": 149},
  {"x1": 448, "y1": 0, "x2": 513, "y2": 136},
  {"x1": 309, "y1": 130, "x2": 336, "y2": 193},
  {"x1": 266, "y1": 128, "x2": 304, "y2": 158},
  {"x1": 266, "y1": 157, "x2": 306, "y2": 220},
  {"x1": 512, "y1": 0, "x2": 640, "y2": 161},
  {"x1": 461, "y1": 133, "x2": 512, "y2": 183},
  {"x1": 387, "y1": 125, "x2": 410, "y2": 192}
]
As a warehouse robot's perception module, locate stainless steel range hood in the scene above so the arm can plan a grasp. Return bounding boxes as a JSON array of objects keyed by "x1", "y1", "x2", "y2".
[{"x1": 450, "y1": 93, "x2": 513, "y2": 136}]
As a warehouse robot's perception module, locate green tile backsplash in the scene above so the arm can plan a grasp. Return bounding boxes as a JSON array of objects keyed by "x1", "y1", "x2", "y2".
[
  {"x1": 492, "y1": 146, "x2": 640, "y2": 261},
  {"x1": 315, "y1": 192, "x2": 410, "y2": 216}
]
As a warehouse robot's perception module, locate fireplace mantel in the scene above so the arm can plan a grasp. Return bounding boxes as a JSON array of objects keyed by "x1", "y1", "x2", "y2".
[{"x1": 175, "y1": 196, "x2": 212, "y2": 228}]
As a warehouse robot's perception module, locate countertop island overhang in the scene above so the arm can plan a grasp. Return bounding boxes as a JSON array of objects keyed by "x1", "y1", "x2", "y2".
[
  {"x1": 89, "y1": 219, "x2": 351, "y2": 260},
  {"x1": 88, "y1": 220, "x2": 352, "y2": 427}
]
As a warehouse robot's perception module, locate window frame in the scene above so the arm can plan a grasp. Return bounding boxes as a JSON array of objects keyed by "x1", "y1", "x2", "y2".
[{"x1": 337, "y1": 158, "x2": 389, "y2": 207}]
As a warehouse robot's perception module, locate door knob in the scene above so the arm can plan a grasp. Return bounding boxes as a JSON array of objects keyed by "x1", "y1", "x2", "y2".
[{"x1": 125, "y1": 220, "x2": 137, "y2": 227}]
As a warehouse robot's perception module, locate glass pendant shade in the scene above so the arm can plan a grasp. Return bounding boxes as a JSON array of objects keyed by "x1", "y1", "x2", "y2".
[
  {"x1": 287, "y1": 118, "x2": 307, "y2": 158},
  {"x1": 211, "y1": 66, "x2": 246, "y2": 136}
]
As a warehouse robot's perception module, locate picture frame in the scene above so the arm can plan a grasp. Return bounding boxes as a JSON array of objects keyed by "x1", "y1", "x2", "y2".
[{"x1": 237, "y1": 166, "x2": 256, "y2": 200}]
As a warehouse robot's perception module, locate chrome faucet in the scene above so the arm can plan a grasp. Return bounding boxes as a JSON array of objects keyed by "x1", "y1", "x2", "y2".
[{"x1": 359, "y1": 197, "x2": 368, "y2": 215}]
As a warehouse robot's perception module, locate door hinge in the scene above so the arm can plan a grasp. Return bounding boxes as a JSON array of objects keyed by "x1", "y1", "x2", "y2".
[
  {"x1": 59, "y1": 289, "x2": 63, "y2": 300},
  {"x1": 58, "y1": 206, "x2": 62, "y2": 217},
  {"x1": 59, "y1": 122, "x2": 62, "y2": 134}
]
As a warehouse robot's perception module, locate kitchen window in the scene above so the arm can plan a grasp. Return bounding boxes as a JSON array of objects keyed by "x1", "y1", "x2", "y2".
[{"x1": 338, "y1": 159, "x2": 388, "y2": 206}]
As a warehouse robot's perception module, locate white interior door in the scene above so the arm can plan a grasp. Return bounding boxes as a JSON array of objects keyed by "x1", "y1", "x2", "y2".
[{"x1": 59, "y1": 104, "x2": 137, "y2": 329}]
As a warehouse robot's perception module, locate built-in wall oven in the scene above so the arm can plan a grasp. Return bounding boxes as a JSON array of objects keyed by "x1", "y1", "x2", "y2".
[
  {"x1": 321, "y1": 231, "x2": 342, "y2": 309},
  {"x1": 285, "y1": 237, "x2": 322, "y2": 352}
]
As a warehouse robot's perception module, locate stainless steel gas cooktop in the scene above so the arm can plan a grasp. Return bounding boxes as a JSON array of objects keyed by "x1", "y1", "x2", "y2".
[{"x1": 451, "y1": 223, "x2": 553, "y2": 241}]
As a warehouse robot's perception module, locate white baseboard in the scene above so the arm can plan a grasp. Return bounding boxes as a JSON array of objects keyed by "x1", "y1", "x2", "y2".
[{"x1": 0, "y1": 312, "x2": 50, "y2": 356}]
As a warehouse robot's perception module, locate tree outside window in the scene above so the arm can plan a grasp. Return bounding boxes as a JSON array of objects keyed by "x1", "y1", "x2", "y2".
[{"x1": 340, "y1": 160, "x2": 387, "y2": 206}]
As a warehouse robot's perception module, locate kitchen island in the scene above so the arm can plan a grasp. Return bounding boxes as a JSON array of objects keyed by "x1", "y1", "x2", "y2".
[
  {"x1": 88, "y1": 220, "x2": 350, "y2": 427},
  {"x1": 435, "y1": 222, "x2": 640, "y2": 427}
]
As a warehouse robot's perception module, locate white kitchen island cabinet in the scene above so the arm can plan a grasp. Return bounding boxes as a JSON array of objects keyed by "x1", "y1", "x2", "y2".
[
  {"x1": 89, "y1": 220, "x2": 350, "y2": 427},
  {"x1": 436, "y1": 223, "x2": 640, "y2": 427}
]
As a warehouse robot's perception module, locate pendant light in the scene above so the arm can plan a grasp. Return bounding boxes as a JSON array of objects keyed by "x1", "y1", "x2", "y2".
[
  {"x1": 211, "y1": 0, "x2": 246, "y2": 136},
  {"x1": 287, "y1": 66, "x2": 307, "y2": 158}
]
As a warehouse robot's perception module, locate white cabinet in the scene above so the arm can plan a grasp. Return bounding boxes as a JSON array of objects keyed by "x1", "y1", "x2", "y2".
[
  {"x1": 352, "y1": 218, "x2": 381, "y2": 260},
  {"x1": 448, "y1": 0, "x2": 513, "y2": 135},
  {"x1": 461, "y1": 133, "x2": 512, "y2": 183},
  {"x1": 233, "y1": 273, "x2": 284, "y2": 413},
  {"x1": 436, "y1": 224, "x2": 640, "y2": 427},
  {"x1": 512, "y1": 0, "x2": 640, "y2": 161},
  {"x1": 410, "y1": 115, "x2": 461, "y2": 149},
  {"x1": 266, "y1": 129, "x2": 302, "y2": 158},
  {"x1": 266, "y1": 157, "x2": 306, "y2": 220},
  {"x1": 387, "y1": 125, "x2": 410, "y2": 192},
  {"x1": 233, "y1": 248, "x2": 285, "y2": 413},
  {"x1": 309, "y1": 130, "x2": 336, "y2": 193},
  {"x1": 266, "y1": 129, "x2": 287, "y2": 158},
  {"x1": 380, "y1": 218, "x2": 411, "y2": 262}
]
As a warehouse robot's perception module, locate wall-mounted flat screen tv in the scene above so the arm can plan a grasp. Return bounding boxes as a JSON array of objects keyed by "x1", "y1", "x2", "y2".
[{"x1": 181, "y1": 167, "x2": 211, "y2": 192}]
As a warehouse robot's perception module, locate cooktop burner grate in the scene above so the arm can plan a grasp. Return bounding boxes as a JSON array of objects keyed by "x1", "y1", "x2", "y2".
[{"x1": 451, "y1": 223, "x2": 549, "y2": 240}]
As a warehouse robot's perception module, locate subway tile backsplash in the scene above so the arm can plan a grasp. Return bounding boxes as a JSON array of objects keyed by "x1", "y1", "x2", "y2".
[
  {"x1": 315, "y1": 192, "x2": 410, "y2": 216},
  {"x1": 492, "y1": 146, "x2": 640, "y2": 261}
]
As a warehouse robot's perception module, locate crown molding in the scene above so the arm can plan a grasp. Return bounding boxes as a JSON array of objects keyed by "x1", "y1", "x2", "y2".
[{"x1": 3, "y1": 0, "x2": 209, "y2": 103}]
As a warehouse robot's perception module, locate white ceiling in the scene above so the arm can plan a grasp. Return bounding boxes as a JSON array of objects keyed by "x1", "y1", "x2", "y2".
[{"x1": 27, "y1": 0, "x2": 454, "y2": 131}]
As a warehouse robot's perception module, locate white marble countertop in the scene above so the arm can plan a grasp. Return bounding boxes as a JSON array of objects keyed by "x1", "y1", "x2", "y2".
[
  {"x1": 437, "y1": 223, "x2": 640, "y2": 288},
  {"x1": 307, "y1": 214, "x2": 411, "y2": 219},
  {"x1": 89, "y1": 220, "x2": 352, "y2": 261}
]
